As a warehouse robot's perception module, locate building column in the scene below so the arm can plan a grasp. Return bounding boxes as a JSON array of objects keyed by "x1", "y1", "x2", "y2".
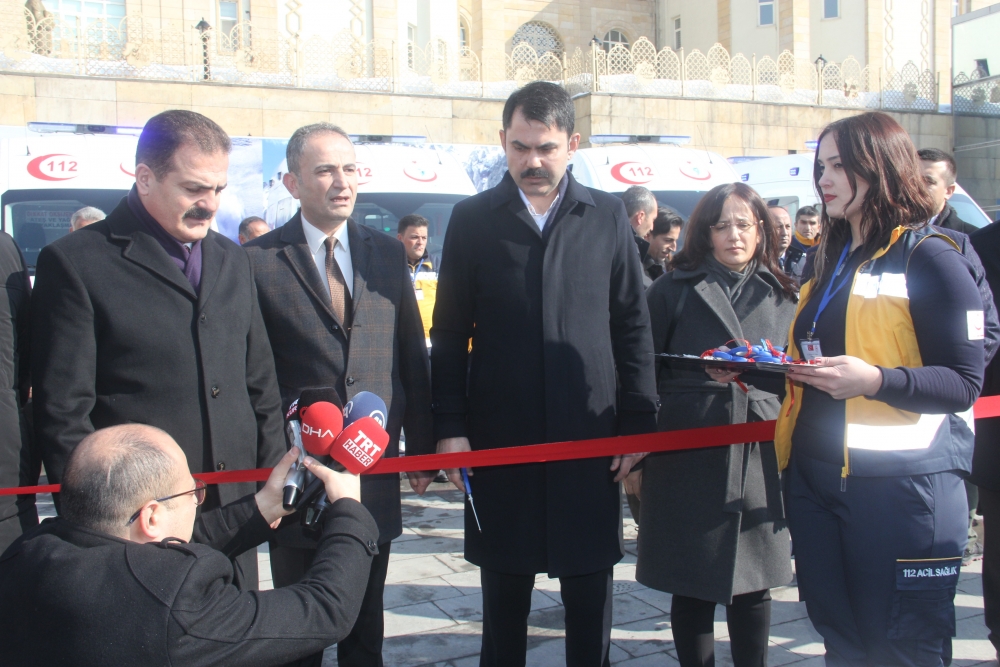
[
  {"x1": 371, "y1": 0, "x2": 397, "y2": 44},
  {"x1": 866, "y1": 0, "x2": 884, "y2": 74},
  {"x1": 779, "y1": 0, "x2": 810, "y2": 59},
  {"x1": 934, "y1": 0, "x2": 951, "y2": 103},
  {"x1": 717, "y1": 0, "x2": 731, "y2": 52}
]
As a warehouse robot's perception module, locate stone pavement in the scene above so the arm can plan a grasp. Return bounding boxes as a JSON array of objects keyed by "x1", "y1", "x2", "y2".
[{"x1": 251, "y1": 480, "x2": 1000, "y2": 667}]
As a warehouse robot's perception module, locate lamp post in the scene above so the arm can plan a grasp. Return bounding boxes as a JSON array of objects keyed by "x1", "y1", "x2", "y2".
[
  {"x1": 815, "y1": 54, "x2": 827, "y2": 105},
  {"x1": 196, "y1": 18, "x2": 211, "y2": 81}
]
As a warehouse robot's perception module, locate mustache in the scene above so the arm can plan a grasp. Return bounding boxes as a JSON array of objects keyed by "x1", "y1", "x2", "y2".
[
  {"x1": 519, "y1": 167, "x2": 552, "y2": 180},
  {"x1": 183, "y1": 207, "x2": 214, "y2": 221}
]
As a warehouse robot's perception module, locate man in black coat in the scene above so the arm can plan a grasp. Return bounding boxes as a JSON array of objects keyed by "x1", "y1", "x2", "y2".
[
  {"x1": 919, "y1": 148, "x2": 980, "y2": 235},
  {"x1": 970, "y1": 220, "x2": 1000, "y2": 653},
  {"x1": 245, "y1": 123, "x2": 434, "y2": 667},
  {"x1": 30, "y1": 110, "x2": 286, "y2": 588},
  {"x1": 0, "y1": 424, "x2": 377, "y2": 667},
  {"x1": 432, "y1": 82, "x2": 659, "y2": 667},
  {"x1": 0, "y1": 232, "x2": 35, "y2": 552}
]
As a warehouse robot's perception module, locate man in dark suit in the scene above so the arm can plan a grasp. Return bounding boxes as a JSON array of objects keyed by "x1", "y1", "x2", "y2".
[
  {"x1": 432, "y1": 81, "x2": 659, "y2": 667},
  {"x1": 971, "y1": 221, "x2": 1000, "y2": 653},
  {"x1": 30, "y1": 110, "x2": 286, "y2": 588},
  {"x1": 0, "y1": 232, "x2": 35, "y2": 552},
  {"x1": 919, "y1": 148, "x2": 979, "y2": 235},
  {"x1": 245, "y1": 123, "x2": 434, "y2": 667},
  {"x1": 0, "y1": 423, "x2": 378, "y2": 667}
]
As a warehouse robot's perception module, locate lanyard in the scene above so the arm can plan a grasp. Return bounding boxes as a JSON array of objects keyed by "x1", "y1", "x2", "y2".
[{"x1": 807, "y1": 244, "x2": 853, "y2": 340}]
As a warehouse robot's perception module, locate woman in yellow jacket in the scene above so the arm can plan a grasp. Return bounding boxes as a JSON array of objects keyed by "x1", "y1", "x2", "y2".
[{"x1": 779, "y1": 111, "x2": 985, "y2": 666}]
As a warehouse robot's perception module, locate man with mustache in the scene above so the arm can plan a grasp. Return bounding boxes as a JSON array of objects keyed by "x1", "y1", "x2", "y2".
[
  {"x1": 30, "y1": 110, "x2": 286, "y2": 589},
  {"x1": 433, "y1": 82, "x2": 658, "y2": 666}
]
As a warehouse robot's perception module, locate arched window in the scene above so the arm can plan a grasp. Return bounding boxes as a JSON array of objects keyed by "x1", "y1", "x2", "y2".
[
  {"x1": 602, "y1": 29, "x2": 629, "y2": 52},
  {"x1": 512, "y1": 21, "x2": 563, "y2": 57},
  {"x1": 459, "y1": 15, "x2": 470, "y2": 50}
]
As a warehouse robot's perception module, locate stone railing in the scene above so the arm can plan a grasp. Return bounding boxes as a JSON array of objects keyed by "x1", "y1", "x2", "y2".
[
  {"x1": 953, "y1": 70, "x2": 1000, "y2": 116},
  {"x1": 0, "y1": 3, "x2": 941, "y2": 112}
]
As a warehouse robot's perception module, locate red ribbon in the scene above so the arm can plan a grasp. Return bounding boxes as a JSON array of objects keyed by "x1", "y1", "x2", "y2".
[{"x1": 5, "y1": 395, "x2": 1000, "y2": 497}]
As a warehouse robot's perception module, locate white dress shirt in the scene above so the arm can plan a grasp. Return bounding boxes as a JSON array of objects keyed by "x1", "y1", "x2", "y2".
[
  {"x1": 517, "y1": 187, "x2": 562, "y2": 232},
  {"x1": 301, "y1": 214, "x2": 353, "y2": 298}
]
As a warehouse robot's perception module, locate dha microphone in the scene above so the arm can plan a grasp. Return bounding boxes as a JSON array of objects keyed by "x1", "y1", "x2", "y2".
[
  {"x1": 282, "y1": 388, "x2": 343, "y2": 510},
  {"x1": 302, "y1": 416, "x2": 389, "y2": 531}
]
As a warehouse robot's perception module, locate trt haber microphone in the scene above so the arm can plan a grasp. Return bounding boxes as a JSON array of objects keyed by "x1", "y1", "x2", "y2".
[
  {"x1": 302, "y1": 416, "x2": 390, "y2": 531},
  {"x1": 282, "y1": 388, "x2": 344, "y2": 511},
  {"x1": 330, "y1": 416, "x2": 389, "y2": 474},
  {"x1": 343, "y1": 391, "x2": 388, "y2": 429}
]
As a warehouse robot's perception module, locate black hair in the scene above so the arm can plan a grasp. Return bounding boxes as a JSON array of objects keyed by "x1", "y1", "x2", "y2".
[
  {"x1": 917, "y1": 147, "x2": 957, "y2": 185},
  {"x1": 651, "y1": 208, "x2": 684, "y2": 236},
  {"x1": 795, "y1": 205, "x2": 819, "y2": 221},
  {"x1": 286, "y1": 122, "x2": 352, "y2": 175},
  {"x1": 502, "y1": 81, "x2": 575, "y2": 136},
  {"x1": 398, "y1": 214, "x2": 430, "y2": 235},
  {"x1": 136, "y1": 110, "x2": 231, "y2": 179}
]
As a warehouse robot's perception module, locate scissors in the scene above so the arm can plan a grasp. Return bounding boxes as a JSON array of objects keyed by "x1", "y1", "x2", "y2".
[{"x1": 461, "y1": 468, "x2": 482, "y2": 533}]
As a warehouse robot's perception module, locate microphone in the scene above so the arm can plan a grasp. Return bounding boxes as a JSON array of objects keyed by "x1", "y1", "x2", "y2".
[
  {"x1": 343, "y1": 391, "x2": 388, "y2": 429},
  {"x1": 302, "y1": 414, "x2": 390, "y2": 531},
  {"x1": 282, "y1": 388, "x2": 343, "y2": 510}
]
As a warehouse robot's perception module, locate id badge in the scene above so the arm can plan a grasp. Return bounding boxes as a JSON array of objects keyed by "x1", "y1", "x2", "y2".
[
  {"x1": 800, "y1": 339, "x2": 823, "y2": 361},
  {"x1": 414, "y1": 289, "x2": 424, "y2": 301}
]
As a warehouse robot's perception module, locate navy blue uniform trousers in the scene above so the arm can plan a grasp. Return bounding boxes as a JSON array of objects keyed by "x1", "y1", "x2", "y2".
[{"x1": 787, "y1": 453, "x2": 967, "y2": 667}]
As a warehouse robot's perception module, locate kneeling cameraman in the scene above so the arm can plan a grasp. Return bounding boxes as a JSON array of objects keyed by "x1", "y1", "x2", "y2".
[{"x1": 0, "y1": 424, "x2": 377, "y2": 666}]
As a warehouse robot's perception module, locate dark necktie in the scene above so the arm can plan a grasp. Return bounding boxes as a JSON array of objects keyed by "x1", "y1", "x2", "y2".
[{"x1": 324, "y1": 236, "x2": 352, "y2": 327}]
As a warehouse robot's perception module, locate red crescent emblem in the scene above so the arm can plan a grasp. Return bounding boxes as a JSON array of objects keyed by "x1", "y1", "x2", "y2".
[
  {"x1": 27, "y1": 154, "x2": 78, "y2": 181},
  {"x1": 610, "y1": 161, "x2": 654, "y2": 185},
  {"x1": 120, "y1": 162, "x2": 135, "y2": 177},
  {"x1": 404, "y1": 163, "x2": 437, "y2": 182},
  {"x1": 679, "y1": 162, "x2": 712, "y2": 181}
]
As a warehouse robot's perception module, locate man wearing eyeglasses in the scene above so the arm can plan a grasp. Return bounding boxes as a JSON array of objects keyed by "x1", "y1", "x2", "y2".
[{"x1": 0, "y1": 424, "x2": 378, "y2": 667}]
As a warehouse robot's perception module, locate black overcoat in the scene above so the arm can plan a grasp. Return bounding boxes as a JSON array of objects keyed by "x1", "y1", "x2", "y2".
[
  {"x1": 30, "y1": 198, "x2": 286, "y2": 583},
  {"x1": 245, "y1": 214, "x2": 434, "y2": 546},
  {"x1": 431, "y1": 172, "x2": 659, "y2": 578},
  {"x1": 971, "y1": 221, "x2": 1000, "y2": 491},
  {"x1": 0, "y1": 495, "x2": 379, "y2": 667},
  {"x1": 637, "y1": 264, "x2": 794, "y2": 603},
  {"x1": 0, "y1": 232, "x2": 34, "y2": 551}
]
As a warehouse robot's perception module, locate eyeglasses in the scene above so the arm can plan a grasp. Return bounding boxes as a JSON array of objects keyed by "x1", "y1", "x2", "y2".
[
  {"x1": 710, "y1": 220, "x2": 759, "y2": 235},
  {"x1": 127, "y1": 479, "x2": 207, "y2": 525}
]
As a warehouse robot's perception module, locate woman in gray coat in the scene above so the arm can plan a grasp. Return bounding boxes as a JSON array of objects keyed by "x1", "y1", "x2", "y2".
[{"x1": 628, "y1": 183, "x2": 797, "y2": 667}]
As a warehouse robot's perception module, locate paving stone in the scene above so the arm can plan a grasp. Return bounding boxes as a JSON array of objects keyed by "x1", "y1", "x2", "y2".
[
  {"x1": 434, "y1": 552, "x2": 479, "y2": 573},
  {"x1": 386, "y1": 554, "x2": 461, "y2": 584},
  {"x1": 439, "y1": 568, "x2": 483, "y2": 595},
  {"x1": 384, "y1": 601, "x2": 458, "y2": 638},
  {"x1": 392, "y1": 535, "x2": 467, "y2": 558},
  {"x1": 613, "y1": 592, "x2": 667, "y2": 625},
  {"x1": 629, "y1": 586, "x2": 673, "y2": 613},
  {"x1": 380, "y1": 623, "x2": 485, "y2": 665},
  {"x1": 767, "y1": 617, "x2": 827, "y2": 658},
  {"x1": 383, "y1": 577, "x2": 465, "y2": 610},
  {"x1": 610, "y1": 614, "x2": 674, "y2": 657},
  {"x1": 952, "y1": 614, "x2": 998, "y2": 663}
]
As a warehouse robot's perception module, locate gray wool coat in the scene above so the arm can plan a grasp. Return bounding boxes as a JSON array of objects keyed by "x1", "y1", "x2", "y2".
[{"x1": 636, "y1": 263, "x2": 795, "y2": 604}]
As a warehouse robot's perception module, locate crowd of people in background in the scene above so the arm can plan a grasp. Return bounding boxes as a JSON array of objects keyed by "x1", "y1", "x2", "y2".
[{"x1": 0, "y1": 81, "x2": 999, "y2": 667}]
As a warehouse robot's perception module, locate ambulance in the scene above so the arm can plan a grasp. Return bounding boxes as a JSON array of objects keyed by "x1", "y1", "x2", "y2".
[
  {"x1": 568, "y1": 135, "x2": 741, "y2": 218},
  {"x1": 0, "y1": 123, "x2": 138, "y2": 270},
  {"x1": 734, "y1": 151, "x2": 994, "y2": 228}
]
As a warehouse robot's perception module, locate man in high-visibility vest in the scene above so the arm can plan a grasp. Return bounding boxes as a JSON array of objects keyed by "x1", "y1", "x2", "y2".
[{"x1": 398, "y1": 214, "x2": 436, "y2": 344}]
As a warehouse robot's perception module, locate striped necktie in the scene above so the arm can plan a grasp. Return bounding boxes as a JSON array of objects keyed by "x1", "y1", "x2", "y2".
[{"x1": 324, "y1": 236, "x2": 352, "y2": 327}]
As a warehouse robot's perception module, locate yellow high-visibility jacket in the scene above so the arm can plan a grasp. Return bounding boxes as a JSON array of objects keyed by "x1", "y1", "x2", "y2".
[{"x1": 775, "y1": 226, "x2": 976, "y2": 478}]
